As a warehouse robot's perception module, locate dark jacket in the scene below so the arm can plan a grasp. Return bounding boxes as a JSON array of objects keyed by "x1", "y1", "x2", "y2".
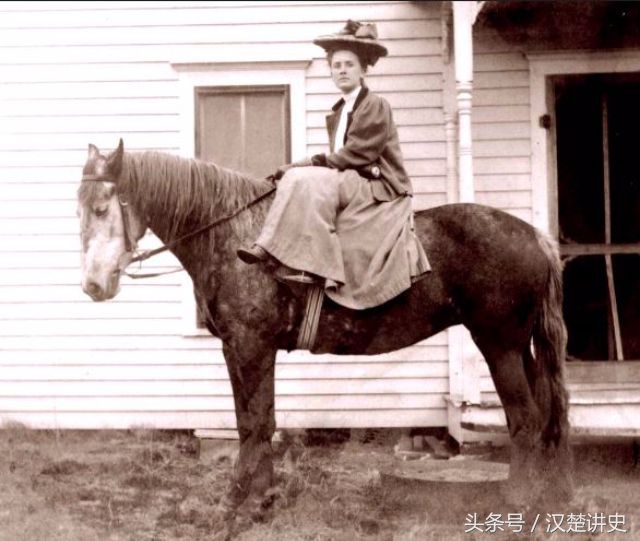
[{"x1": 311, "y1": 86, "x2": 411, "y2": 202}]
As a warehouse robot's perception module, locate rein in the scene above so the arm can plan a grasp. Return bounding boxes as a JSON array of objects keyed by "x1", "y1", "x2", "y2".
[{"x1": 81, "y1": 173, "x2": 276, "y2": 279}]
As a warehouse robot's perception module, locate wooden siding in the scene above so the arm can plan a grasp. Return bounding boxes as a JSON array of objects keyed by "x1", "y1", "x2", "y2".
[
  {"x1": 472, "y1": 29, "x2": 532, "y2": 224},
  {"x1": 0, "y1": 1, "x2": 449, "y2": 430}
]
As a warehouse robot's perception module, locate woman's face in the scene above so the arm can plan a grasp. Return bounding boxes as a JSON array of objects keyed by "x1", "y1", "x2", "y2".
[{"x1": 330, "y1": 49, "x2": 364, "y2": 95}]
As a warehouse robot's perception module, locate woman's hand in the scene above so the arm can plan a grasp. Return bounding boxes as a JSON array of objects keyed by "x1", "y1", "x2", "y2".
[
  {"x1": 273, "y1": 157, "x2": 313, "y2": 180},
  {"x1": 273, "y1": 163, "x2": 294, "y2": 180}
]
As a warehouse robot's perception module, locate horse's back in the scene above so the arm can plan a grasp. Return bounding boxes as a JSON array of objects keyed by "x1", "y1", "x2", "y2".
[
  {"x1": 414, "y1": 203, "x2": 543, "y2": 266},
  {"x1": 413, "y1": 203, "x2": 551, "y2": 323},
  {"x1": 414, "y1": 203, "x2": 537, "y2": 239}
]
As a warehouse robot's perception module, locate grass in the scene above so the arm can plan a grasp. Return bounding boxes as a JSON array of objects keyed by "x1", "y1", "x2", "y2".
[{"x1": 0, "y1": 424, "x2": 637, "y2": 540}]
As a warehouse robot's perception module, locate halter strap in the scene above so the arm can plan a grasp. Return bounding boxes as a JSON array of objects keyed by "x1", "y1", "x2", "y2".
[
  {"x1": 118, "y1": 196, "x2": 135, "y2": 253},
  {"x1": 81, "y1": 173, "x2": 135, "y2": 253}
]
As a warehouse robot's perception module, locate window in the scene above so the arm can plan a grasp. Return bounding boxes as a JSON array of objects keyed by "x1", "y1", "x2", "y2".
[{"x1": 195, "y1": 86, "x2": 290, "y2": 178}]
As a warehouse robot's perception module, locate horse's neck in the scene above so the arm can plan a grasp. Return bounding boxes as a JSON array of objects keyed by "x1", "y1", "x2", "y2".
[{"x1": 124, "y1": 152, "x2": 270, "y2": 268}]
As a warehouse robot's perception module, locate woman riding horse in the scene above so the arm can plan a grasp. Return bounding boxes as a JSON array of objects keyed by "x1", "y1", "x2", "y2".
[
  {"x1": 238, "y1": 20, "x2": 430, "y2": 310},
  {"x1": 77, "y1": 19, "x2": 573, "y2": 531}
]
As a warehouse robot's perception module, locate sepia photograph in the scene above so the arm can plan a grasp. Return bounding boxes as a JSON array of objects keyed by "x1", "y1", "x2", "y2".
[{"x1": 0, "y1": 1, "x2": 638, "y2": 539}]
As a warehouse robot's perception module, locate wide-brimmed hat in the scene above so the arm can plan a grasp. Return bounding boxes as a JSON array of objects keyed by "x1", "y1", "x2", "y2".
[{"x1": 313, "y1": 20, "x2": 388, "y2": 66}]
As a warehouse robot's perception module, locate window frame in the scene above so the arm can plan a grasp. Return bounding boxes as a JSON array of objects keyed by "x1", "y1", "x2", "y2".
[
  {"x1": 193, "y1": 84, "x2": 291, "y2": 329},
  {"x1": 170, "y1": 59, "x2": 310, "y2": 336},
  {"x1": 194, "y1": 84, "x2": 291, "y2": 175}
]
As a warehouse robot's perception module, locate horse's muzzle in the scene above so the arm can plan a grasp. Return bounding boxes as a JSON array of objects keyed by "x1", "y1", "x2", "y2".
[{"x1": 82, "y1": 270, "x2": 121, "y2": 301}]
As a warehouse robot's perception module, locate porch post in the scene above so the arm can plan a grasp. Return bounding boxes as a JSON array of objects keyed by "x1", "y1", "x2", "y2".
[
  {"x1": 452, "y1": 1, "x2": 480, "y2": 203},
  {"x1": 446, "y1": 1, "x2": 487, "y2": 447}
]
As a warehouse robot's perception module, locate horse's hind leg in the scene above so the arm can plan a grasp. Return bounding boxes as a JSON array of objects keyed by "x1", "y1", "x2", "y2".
[
  {"x1": 480, "y1": 345, "x2": 544, "y2": 506},
  {"x1": 522, "y1": 345, "x2": 573, "y2": 503}
]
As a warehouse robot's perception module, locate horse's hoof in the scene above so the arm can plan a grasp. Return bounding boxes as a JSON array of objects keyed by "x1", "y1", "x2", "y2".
[
  {"x1": 217, "y1": 494, "x2": 239, "y2": 521},
  {"x1": 542, "y1": 482, "x2": 574, "y2": 506},
  {"x1": 502, "y1": 482, "x2": 531, "y2": 509},
  {"x1": 210, "y1": 525, "x2": 233, "y2": 541},
  {"x1": 240, "y1": 493, "x2": 274, "y2": 524}
]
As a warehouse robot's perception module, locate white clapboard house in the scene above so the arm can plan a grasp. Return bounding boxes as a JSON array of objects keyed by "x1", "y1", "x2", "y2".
[{"x1": 0, "y1": 1, "x2": 638, "y2": 442}]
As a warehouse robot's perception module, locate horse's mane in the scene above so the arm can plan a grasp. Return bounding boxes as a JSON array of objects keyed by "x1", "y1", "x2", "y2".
[{"x1": 120, "y1": 151, "x2": 271, "y2": 239}]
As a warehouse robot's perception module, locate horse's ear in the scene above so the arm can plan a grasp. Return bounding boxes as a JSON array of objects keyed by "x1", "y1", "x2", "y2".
[
  {"x1": 88, "y1": 143, "x2": 100, "y2": 160},
  {"x1": 106, "y1": 138, "x2": 124, "y2": 178}
]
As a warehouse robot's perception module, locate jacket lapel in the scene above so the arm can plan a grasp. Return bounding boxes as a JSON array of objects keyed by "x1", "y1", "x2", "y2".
[
  {"x1": 345, "y1": 86, "x2": 369, "y2": 136},
  {"x1": 325, "y1": 100, "x2": 343, "y2": 153},
  {"x1": 325, "y1": 85, "x2": 370, "y2": 151}
]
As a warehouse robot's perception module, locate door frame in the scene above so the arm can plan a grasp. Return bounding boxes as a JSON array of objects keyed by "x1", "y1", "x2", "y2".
[
  {"x1": 528, "y1": 49, "x2": 640, "y2": 378},
  {"x1": 528, "y1": 49, "x2": 640, "y2": 236}
]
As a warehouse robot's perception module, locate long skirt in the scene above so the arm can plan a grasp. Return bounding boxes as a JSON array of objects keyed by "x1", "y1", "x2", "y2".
[{"x1": 256, "y1": 166, "x2": 430, "y2": 309}]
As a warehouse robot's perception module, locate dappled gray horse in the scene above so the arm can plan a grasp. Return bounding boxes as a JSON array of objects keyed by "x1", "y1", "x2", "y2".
[{"x1": 77, "y1": 140, "x2": 573, "y2": 522}]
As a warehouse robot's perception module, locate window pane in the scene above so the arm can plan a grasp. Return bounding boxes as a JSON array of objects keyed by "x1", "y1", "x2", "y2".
[
  {"x1": 245, "y1": 92, "x2": 288, "y2": 177},
  {"x1": 198, "y1": 93, "x2": 243, "y2": 171},
  {"x1": 196, "y1": 86, "x2": 289, "y2": 178}
]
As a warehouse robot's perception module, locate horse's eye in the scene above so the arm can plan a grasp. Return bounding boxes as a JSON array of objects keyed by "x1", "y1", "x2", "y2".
[{"x1": 94, "y1": 207, "x2": 108, "y2": 218}]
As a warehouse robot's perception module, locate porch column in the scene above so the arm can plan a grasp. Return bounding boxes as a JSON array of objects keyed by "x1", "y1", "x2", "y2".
[
  {"x1": 446, "y1": 1, "x2": 488, "y2": 447},
  {"x1": 452, "y1": 1, "x2": 482, "y2": 203}
]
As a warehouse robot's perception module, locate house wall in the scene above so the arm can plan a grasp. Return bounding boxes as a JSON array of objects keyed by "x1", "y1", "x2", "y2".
[
  {"x1": 472, "y1": 34, "x2": 532, "y2": 223},
  {"x1": 0, "y1": 1, "x2": 450, "y2": 430}
]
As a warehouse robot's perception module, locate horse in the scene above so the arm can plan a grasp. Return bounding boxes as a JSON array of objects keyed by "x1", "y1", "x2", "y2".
[{"x1": 77, "y1": 139, "x2": 573, "y2": 521}]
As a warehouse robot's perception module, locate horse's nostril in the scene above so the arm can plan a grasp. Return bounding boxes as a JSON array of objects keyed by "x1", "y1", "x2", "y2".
[{"x1": 87, "y1": 281, "x2": 102, "y2": 297}]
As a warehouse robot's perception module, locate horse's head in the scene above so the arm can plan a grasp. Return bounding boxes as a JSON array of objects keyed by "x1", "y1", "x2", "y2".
[{"x1": 77, "y1": 139, "x2": 146, "y2": 301}]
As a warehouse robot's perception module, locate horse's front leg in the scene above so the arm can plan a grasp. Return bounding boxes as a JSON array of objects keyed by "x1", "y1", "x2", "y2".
[{"x1": 220, "y1": 339, "x2": 277, "y2": 519}]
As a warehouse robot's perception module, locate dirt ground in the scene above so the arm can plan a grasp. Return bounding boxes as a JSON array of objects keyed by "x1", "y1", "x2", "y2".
[{"x1": 0, "y1": 425, "x2": 637, "y2": 540}]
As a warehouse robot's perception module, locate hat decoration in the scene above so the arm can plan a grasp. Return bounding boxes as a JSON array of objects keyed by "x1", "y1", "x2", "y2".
[{"x1": 313, "y1": 20, "x2": 388, "y2": 66}]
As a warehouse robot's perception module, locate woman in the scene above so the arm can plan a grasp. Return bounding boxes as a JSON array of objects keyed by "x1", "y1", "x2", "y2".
[{"x1": 238, "y1": 20, "x2": 429, "y2": 310}]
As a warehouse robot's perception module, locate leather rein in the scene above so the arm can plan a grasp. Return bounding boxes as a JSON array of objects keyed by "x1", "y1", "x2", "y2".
[{"x1": 81, "y1": 173, "x2": 276, "y2": 279}]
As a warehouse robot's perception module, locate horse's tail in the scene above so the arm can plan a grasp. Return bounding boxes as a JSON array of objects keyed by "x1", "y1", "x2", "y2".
[
  {"x1": 530, "y1": 231, "x2": 573, "y2": 499},
  {"x1": 532, "y1": 232, "x2": 569, "y2": 445}
]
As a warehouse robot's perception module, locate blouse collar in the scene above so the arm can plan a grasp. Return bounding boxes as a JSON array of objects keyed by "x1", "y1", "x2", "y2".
[{"x1": 343, "y1": 85, "x2": 361, "y2": 107}]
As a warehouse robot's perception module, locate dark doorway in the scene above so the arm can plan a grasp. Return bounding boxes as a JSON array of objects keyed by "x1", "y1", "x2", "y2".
[{"x1": 554, "y1": 73, "x2": 640, "y2": 361}]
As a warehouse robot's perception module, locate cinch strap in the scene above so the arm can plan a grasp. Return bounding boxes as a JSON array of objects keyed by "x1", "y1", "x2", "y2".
[{"x1": 297, "y1": 286, "x2": 324, "y2": 350}]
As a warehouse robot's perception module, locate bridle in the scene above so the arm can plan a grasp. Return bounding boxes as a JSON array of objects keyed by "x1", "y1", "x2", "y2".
[{"x1": 81, "y1": 173, "x2": 276, "y2": 279}]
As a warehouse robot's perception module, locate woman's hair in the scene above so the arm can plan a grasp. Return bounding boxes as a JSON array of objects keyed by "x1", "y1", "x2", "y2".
[{"x1": 327, "y1": 48, "x2": 370, "y2": 73}]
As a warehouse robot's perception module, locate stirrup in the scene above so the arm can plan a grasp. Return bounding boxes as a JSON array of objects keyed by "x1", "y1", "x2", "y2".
[
  {"x1": 275, "y1": 269, "x2": 318, "y2": 286},
  {"x1": 411, "y1": 270, "x2": 431, "y2": 284}
]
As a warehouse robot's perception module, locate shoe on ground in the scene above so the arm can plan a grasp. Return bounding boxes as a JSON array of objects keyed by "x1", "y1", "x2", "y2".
[{"x1": 237, "y1": 244, "x2": 269, "y2": 265}]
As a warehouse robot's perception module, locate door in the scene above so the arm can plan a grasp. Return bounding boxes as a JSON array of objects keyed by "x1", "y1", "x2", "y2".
[{"x1": 554, "y1": 73, "x2": 640, "y2": 362}]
